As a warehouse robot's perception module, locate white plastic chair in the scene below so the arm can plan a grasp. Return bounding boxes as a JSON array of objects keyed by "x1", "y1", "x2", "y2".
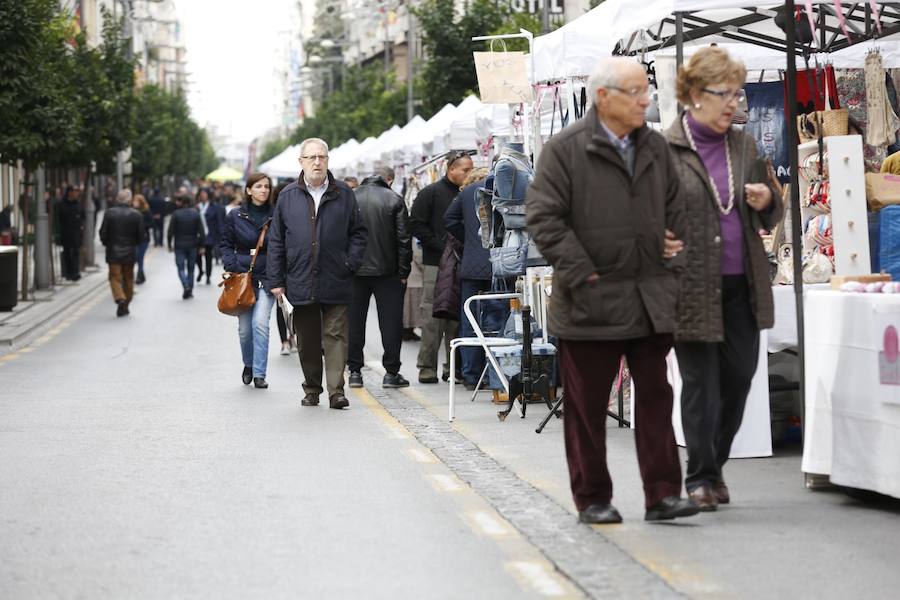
[{"x1": 448, "y1": 292, "x2": 521, "y2": 421}]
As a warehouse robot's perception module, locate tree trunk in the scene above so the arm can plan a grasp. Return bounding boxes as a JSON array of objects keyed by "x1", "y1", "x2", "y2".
[{"x1": 20, "y1": 168, "x2": 30, "y2": 302}]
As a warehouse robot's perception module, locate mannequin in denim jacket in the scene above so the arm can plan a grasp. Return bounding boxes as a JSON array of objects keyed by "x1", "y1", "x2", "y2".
[{"x1": 491, "y1": 142, "x2": 546, "y2": 268}]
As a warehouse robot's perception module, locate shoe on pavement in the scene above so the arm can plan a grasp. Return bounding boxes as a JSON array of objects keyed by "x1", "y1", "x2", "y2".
[
  {"x1": 301, "y1": 393, "x2": 320, "y2": 406},
  {"x1": 383, "y1": 373, "x2": 409, "y2": 388},
  {"x1": 206, "y1": 277, "x2": 211, "y2": 285},
  {"x1": 401, "y1": 328, "x2": 421, "y2": 341},
  {"x1": 329, "y1": 393, "x2": 350, "y2": 409},
  {"x1": 280, "y1": 343, "x2": 291, "y2": 356},
  {"x1": 116, "y1": 300, "x2": 128, "y2": 317},
  {"x1": 196, "y1": 271, "x2": 203, "y2": 283},
  {"x1": 688, "y1": 484, "x2": 718, "y2": 512},
  {"x1": 419, "y1": 369, "x2": 438, "y2": 384},
  {"x1": 253, "y1": 377, "x2": 268, "y2": 389},
  {"x1": 713, "y1": 480, "x2": 730, "y2": 504},
  {"x1": 242, "y1": 366, "x2": 253, "y2": 385},
  {"x1": 348, "y1": 372, "x2": 363, "y2": 388},
  {"x1": 645, "y1": 497, "x2": 701, "y2": 522},
  {"x1": 136, "y1": 271, "x2": 146, "y2": 285},
  {"x1": 578, "y1": 504, "x2": 623, "y2": 524},
  {"x1": 442, "y1": 371, "x2": 464, "y2": 384}
]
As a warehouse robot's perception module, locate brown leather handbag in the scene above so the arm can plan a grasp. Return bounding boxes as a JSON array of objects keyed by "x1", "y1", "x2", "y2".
[{"x1": 217, "y1": 223, "x2": 269, "y2": 316}]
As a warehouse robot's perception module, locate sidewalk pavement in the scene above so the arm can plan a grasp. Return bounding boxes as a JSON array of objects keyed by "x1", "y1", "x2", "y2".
[
  {"x1": 0, "y1": 266, "x2": 109, "y2": 354},
  {"x1": 358, "y1": 303, "x2": 900, "y2": 599}
]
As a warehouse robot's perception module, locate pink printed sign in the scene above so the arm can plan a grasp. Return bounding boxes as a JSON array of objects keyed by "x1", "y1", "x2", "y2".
[{"x1": 879, "y1": 325, "x2": 900, "y2": 386}]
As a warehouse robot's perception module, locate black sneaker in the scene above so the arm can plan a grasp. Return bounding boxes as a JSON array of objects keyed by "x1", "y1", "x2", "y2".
[
  {"x1": 348, "y1": 371, "x2": 364, "y2": 388},
  {"x1": 182, "y1": 289, "x2": 190, "y2": 300},
  {"x1": 383, "y1": 373, "x2": 410, "y2": 388},
  {"x1": 116, "y1": 300, "x2": 128, "y2": 317}
]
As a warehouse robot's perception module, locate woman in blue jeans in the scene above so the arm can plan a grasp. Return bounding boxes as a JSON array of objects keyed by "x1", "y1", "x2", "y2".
[{"x1": 220, "y1": 172, "x2": 275, "y2": 389}]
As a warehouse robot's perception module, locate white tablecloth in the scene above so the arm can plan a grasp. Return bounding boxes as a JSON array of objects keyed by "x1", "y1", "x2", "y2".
[
  {"x1": 801, "y1": 290, "x2": 900, "y2": 499},
  {"x1": 769, "y1": 284, "x2": 830, "y2": 352},
  {"x1": 668, "y1": 332, "x2": 773, "y2": 459}
]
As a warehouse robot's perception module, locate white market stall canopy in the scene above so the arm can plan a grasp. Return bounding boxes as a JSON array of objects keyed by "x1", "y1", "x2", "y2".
[
  {"x1": 533, "y1": 1, "x2": 900, "y2": 82},
  {"x1": 259, "y1": 144, "x2": 300, "y2": 178}
]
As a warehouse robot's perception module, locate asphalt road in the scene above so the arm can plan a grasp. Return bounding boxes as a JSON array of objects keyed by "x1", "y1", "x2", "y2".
[{"x1": 0, "y1": 248, "x2": 578, "y2": 599}]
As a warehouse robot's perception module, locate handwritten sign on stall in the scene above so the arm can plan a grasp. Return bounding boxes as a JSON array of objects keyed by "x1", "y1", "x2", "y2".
[{"x1": 473, "y1": 52, "x2": 532, "y2": 104}]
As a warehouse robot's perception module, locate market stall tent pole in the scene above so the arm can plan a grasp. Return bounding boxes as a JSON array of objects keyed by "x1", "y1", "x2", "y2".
[{"x1": 784, "y1": 0, "x2": 807, "y2": 442}]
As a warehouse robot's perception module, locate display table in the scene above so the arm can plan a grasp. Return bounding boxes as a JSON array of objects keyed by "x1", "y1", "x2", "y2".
[{"x1": 801, "y1": 290, "x2": 900, "y2": 499}]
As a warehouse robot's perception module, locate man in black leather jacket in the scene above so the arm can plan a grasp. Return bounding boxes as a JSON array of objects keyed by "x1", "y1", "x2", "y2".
[
  {"x1": 347, "y1": 167, "x2": 412, "y2": 388},
  {"x1": 99, "y1": 189, "x2": 145, "y2": 316}
]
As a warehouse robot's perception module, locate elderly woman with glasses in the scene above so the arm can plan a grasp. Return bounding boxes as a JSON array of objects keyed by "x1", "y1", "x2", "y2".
[{"x1": 665, "y1": 46, "x2": 783, "y2": 511}]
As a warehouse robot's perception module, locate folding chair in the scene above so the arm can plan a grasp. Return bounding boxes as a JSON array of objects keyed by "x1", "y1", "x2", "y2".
[{"x1": 448, "y1": 292, "x2": 521, "y2": 421}]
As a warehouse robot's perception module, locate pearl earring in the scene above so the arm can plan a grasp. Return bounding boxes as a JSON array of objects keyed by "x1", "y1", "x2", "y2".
[{"x1": 694, "y1": 103, "x2": 702, "y2": 109}]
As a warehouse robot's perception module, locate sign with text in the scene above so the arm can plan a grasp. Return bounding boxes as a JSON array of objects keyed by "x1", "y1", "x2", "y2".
[{"x1": 509, "y1": 0, "x2": 564, "y2": 15}]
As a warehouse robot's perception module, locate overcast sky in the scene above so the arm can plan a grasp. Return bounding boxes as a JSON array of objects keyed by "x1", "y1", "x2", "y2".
[{"x1": 178, "y1": 0, "x2": 292, "y2": 145}]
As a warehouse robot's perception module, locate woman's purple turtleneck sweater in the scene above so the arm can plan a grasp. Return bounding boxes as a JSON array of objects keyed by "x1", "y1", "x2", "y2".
[{"x1": 686, "y1": 113, "x2": 745, "y2": 275}]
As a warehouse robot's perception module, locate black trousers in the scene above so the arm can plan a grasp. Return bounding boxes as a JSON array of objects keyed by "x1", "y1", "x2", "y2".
[
  {"x1": 675, "y1": 275, "x2": 760, "y2": 491},
  {"x1": 348, "y1": 275, "x2": 404, "y2": 374},
  {"x1": 61, "y1": 244, "x2": 80, "y2": 280},
  {"x1": 196, "y1": 244, "x2": 213, "y2": 279}
]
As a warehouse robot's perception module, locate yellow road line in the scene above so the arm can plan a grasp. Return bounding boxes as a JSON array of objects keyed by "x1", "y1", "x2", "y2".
[
  {"x1": 505, "y1": 561, "x2": 572, "y2": 598},
  {"x1": 466, "y1": 510, "x2": 513, "y2": 537},
  {"x1": 349, "y1": 386, "x2": 410, "y2": 439},
  {"x1": 405, "y1": 447, "x2": 437, "y2": 463},
  {"x1": 428, "y1": 473, "x2": 464, "y2": 492}
]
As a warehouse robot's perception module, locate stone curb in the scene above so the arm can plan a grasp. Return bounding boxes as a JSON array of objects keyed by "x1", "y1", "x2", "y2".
[{"x1": 360, "y1": 370, "x2": 683, "y2": 600}]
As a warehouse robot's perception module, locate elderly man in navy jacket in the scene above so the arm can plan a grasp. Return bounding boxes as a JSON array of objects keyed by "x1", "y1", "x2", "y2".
[{"x1": 268, "y1": 138, "x2": 367, "y2": 410}]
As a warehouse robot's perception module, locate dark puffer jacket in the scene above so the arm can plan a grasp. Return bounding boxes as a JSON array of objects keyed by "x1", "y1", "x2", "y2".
[
  {"x1": 354, "y1": 175, "x2": 412, "y2": 278},
  {"x1": 526, "y1": 107, "x2": 686, "y2": 341},
  {"x1": 267, "y1": 172, "x2": 367, "y2": 306},
  {"x1": 432, "y1": 235, "x2": 462, "y2": 321},
  {"x1": 99, "y1": 205, "x2": 145, "y2": 264},
  {"x1": 167, "y1": 207, "x2": 205, "y2": 250},
  {"x1": 220, "y1": 203, "x2": 273, "y2": 290},
  {"x1": 445, "y1": 178, "x2": 492, "y2": 281},
  {"x1": 665, "y1": 117, "x2": 783, "y2": 342}
]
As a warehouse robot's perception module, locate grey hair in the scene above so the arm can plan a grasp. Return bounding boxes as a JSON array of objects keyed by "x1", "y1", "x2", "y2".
[
  {"x1": 587, "y1": 57, "x2": 640, "y2": 103},
  {"x1": 374, "y1": 165, "x2": 394, "y2": 182},
  {"x1": 116, "y1": 189, "x2": 133, "y2": 205},
  {"x1": 298, "y1": 137, "x2": 329, "y2": 157}
]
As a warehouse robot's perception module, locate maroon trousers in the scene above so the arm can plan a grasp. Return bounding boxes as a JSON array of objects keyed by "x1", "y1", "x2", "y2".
[{"x1": 559, "y1": 335, "x2": 683, "y2": 510}]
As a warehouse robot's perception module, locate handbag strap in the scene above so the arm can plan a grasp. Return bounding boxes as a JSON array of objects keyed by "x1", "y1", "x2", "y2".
[{"x1": 248, "y1": 222, "x2": 270, "y2": 273}]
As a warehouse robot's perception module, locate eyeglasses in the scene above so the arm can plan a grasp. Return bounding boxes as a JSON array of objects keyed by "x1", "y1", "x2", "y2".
[
  {"x1": 447, "y1": 150, "x2": 471, "y2": 169},
  {"x1": 300, "y1": 154, "x2": 329, "y2": 162},
  {"x1": 701, "y1": 88, "x2": 746, "y2": 103},
  {"x1": 607, "y1": 86, "x2": 654, "y2": 100}
]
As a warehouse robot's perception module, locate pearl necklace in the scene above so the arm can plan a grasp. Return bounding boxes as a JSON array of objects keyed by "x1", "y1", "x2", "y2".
[{"x1": 682, "y1": 114, "x2": 735, "y2": 216}]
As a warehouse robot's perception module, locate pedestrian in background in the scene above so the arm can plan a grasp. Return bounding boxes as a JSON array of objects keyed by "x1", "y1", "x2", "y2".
[
  {"x1": 99, "y1": 189, "x2": 144, "y2": 317},
  {"x1": 343, "y1": 176, "x2": 359, "y2": 190},
  {"x1": 666, "y1": 47, "x2": 782, "y2": 511},
  {"x1": 444, "y1": 167, "x2": 506, "y2": 391},
  {"x1": 132, "y1": 193, "x2": 153, "y2": 285},
  {"x1": 347, "y1": 166, "x2": 412, "y2": 389},
  {"x1": 58, "y1": 186, "x2": 84, "y2": 282},
  {"x1": 220, "y1": 172, "x2": 275, "y2": 389},
  {"x1": 167, "y1": 194, "x2": 205, "y2": 300},
  {"x1": 527, "y1": 57, "x2": 698, "y2": 524},
  {"x1": 195, "y1": 187, "x2": 223, "y2": 286},
  {"x1": 409, "y1": 150, "x2": 473, "y2": 383},
  {"x1": 268, "y1": 138, "x2": 367, "y2": 410},
  {"x1": 148, "y1": 188, "x2": 166, "y2": 247}
]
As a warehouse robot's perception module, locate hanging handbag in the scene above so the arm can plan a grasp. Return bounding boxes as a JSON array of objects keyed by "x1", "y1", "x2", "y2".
[
  {"x1": 217, "y1": 223, "x2": 269, "y2": 316},
  {"x1": 797, "y1": 62, "x2": 849, "y2": 142}
]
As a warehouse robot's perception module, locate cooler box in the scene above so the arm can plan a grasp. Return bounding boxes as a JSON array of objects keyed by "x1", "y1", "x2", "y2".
[
  {"x1": 487, "y1": 342, "x2": 557, "y2": 389},
  {"x1": 0, "y1": 245, "x2": 18, "y2": 311}
]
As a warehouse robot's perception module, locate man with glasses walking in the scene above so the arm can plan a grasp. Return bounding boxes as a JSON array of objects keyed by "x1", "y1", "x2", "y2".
[
  {"x1": 268, "y1": 138, "x2": 368, "y2": 410},
  {"x1": 409, "y1": 150, "x2": 473, "y2": 384},
  {"x1": 527, "y1": 57, "x2": 699, "y2": 524}
]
